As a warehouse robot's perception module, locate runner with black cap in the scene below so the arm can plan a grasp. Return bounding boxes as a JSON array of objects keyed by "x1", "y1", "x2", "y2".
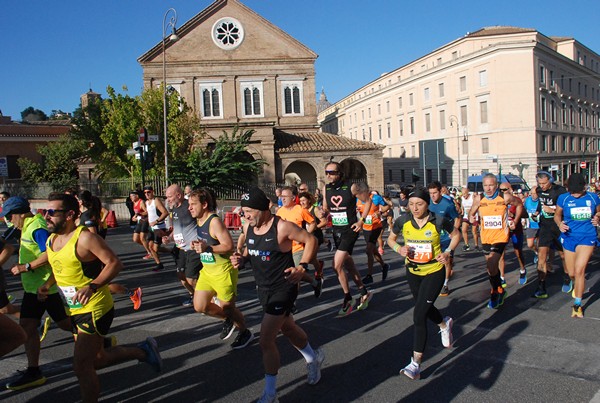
[{"x1": 231, "y1": 187, "x2": 324, "y2": 403}]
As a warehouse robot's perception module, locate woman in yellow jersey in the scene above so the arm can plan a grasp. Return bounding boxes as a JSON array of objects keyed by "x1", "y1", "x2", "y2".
[
  {"x1": 468, "y1": 175, "x2": 523, "y2": 309},
  {"x1": 387, "y1": 187, "x2": 460, "y2": 380}
]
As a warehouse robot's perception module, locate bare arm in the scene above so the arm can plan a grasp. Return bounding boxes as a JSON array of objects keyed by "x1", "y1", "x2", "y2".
[
  {"x1": 192, "y1": 216, "x2": 234, "y2": 255},
  {"x1": 278, "y1": 219, "x2": 317, "y2": 284}
]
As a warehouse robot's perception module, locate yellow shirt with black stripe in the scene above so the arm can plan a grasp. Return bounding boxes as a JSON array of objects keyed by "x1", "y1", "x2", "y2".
[
  {"x1": 46, "y1": 226, "x2": 113, "y2": 316},
  {"x1": 391, "y1": 212, "x2": 454, "y2": 276}
]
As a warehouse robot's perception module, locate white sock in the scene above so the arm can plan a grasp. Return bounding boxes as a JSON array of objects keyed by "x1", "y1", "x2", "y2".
[
  {"x1": 297, "y1": 342, "x2": 316, "y2": 363},
  {"x1": 265, "y1": 373, "x2": 277, "y2": 395},
  {"x1": 443, "y1": 279, "x2": 449, "y2": 286}
]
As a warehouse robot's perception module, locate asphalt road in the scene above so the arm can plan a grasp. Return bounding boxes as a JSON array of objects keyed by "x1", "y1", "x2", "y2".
[{"x1": 2, "y1": 224, "x2": 600, "y2": 403}]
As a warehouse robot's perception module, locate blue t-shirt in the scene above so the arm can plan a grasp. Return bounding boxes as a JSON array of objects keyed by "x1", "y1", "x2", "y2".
[
  {"x1": 429, "y1": 197, "x2": 458, "y2": 242},
  {"x1": 524, "y1": 196, "x2": 540, "y2": 230},
  {"x1": 557, "y1": 191, "x2": 599, "y2": 238},
  {"x1": 372, "y1": 194, "x2": 386, "y2": 207}
]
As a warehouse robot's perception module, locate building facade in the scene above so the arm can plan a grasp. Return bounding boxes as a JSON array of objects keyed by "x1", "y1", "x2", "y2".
[
  {"x1": 138, "y1": 0, "x2": 384, "y2": 191},
  {"x1": 318, "y1": 27, "x2": 600, "y2": 187}
]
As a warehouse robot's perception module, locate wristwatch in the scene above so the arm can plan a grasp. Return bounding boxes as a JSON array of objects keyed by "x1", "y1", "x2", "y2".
[
  {"x1": 24, "y1": 263, "x2": 31, "y2": 272},
  {"x1": 299, "y1": 262, "x2": 309, "y2": 270},
  {"x1": 89, "y1": 283, "x2": 99, "y2": 293}
]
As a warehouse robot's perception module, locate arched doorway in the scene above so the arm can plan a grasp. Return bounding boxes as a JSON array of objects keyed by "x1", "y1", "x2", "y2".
[
  {"x1": 284, "y1": 161, "x2": 318, "y2": 189},
  {"x1": 340, "y1": 158, "x2": 367, "y2": 182}
]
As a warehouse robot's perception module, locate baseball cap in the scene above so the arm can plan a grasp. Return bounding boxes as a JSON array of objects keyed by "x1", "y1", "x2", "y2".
[{"x1": 0, "y1": 196, "x2": 30, "y2": 218}]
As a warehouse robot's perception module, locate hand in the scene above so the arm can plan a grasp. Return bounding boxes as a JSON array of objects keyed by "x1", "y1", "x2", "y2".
[
  {"x1": 284, "y1": 266, "x2": 305, "y2": 284},
  {"x1": 37, "y1": 284, "x2": 50, "y2": 302},
  {"x1": 74, "y1": 286, "x2": 93, "y2": 306},
  {"x1": 10, "y1": 264, "x2": 26, "y2": 276},
  {"x1": 351, "y1": 220, "x2": 364, "y2": 232},
  {"x1": 436, "y1": 252, "x2": 450, "y2": 264},
  {"x1": 230, "y1": 252, "x2": 245, "y2": 269},
  {"x1": 396, "y1": 245, "x2": 409, "y2": 257},
  {"x1": 592, "y1": 214, "x2": 600, "y2": 226},
  {"x1": 558, "y1": 221, "x2": 569, "y2": 233},
  {"x1": 162, "y1": 235, "x2": 170, "y2": 244}
]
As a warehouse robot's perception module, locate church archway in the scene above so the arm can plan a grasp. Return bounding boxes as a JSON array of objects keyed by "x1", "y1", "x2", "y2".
[
  {"x1": 284, "y1": 160, "x2": 318, "y2": 189},
  {"x1": 340, "y1": 158, "x2": 367, "y2": 182}
]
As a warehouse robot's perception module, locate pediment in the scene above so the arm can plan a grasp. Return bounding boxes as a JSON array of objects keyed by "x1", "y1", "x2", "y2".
[{"x1": 139, "y1": 0, "x2": 317, "y2": 65}]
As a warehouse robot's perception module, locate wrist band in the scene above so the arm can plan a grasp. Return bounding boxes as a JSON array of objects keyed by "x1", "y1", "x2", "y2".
[{"x1": 393, "y1": 244, "x2": 401, "y2": 253}]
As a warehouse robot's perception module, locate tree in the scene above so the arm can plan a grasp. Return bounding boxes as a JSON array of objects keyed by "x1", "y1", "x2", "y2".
[
  {"x1": 18, "y1": 136, "x2": 88, "y2": 192},
  {"x1": 20, "y1": 106, "x2": 48, "y2": 122},
  {"x1": 172, "y1": 127, "x2": 266, "y2": 189}
]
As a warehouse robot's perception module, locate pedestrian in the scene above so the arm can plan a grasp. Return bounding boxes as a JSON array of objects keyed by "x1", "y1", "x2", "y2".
[
  {"x1": 387, "y1": 187, "x2": 460, "y2": 380},
  {"x1": 143, "y1": 186, "x2": 169, "y2": 272}
]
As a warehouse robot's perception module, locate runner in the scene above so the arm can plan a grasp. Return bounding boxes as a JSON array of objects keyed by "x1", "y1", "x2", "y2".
[
  {"x1": 231, "y1": 187, "x2": 324, "y2": 402},
  {"x1": 523, "y1": 187, "x2": 540, "y2": 267},
  {"x1": 164, "y1": 184, "x2": 202, "y2": 307},
  {"x1": 38, "y1": 192, "x2": 161, "y2": 402},
  {"x1": 460, "y1": 186, "x2": 480, "y2": 252},
  {"x1": 188, "y1": 188, "x2": 253, "y2": 348},
  {"x1": 534, "y1": 171, "x2": 568, "y2": 298},
  {"x1": 322, "y1": 162, "x2": 373, "y2": 315},
  {"x1": 2, "y1": 196, "x2": 72, "y2": 390},
  {"x1": 554, "y1": 173, "x2": 600, "y2": 317},
  {"x1": 387, "y1": 187, "x2": 459, "y2": 380},
  {"x1": 0, "y1": 236, "x2": 20, "y2": 317},
  {"x1": 427, "y1": 181, "x2": 461, "y2": 297},
  {"x1": 277, "y1": 186, "x2": 324, "y2": 297},
  {"x1": 469, "y1": 177, "x2": 523, "y2": 309},
  {"x1": 130, "y1": 191, "x2": 152, "y2": 260},
  {"x1": 0, "y1": 314, "x2": 26, "y2": 359},
  {"x1": 498, "y1": 202, "x2": 527, "y2": 286},
  {"x1": 355, "y1": 184, "x2": 390, "y2": 283},
  {"x1": 143, "y1": 186, "x2": 169, "y2": 272}
]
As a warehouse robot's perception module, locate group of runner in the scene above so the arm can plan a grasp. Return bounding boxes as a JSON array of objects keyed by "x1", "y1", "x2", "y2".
[{"x1": 1, "y1": 163, "x2": 598, "y2": 401}]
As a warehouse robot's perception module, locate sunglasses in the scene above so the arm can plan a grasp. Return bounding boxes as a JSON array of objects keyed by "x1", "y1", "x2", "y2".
[
  {"x1": 46, "y1": 209, "x2": 68, "y2": 217},
  {"x1": 499, "y1": 188, "x2": 509, "y2": 192},
  {"x1": 325, "y1": 170, "x2": 340, "y2": 175}
]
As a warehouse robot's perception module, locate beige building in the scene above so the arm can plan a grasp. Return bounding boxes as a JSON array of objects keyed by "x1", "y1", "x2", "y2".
[
  {"x1": 319, "y1": 26, "x2": 600, "y2": 187},
  {"x1": 138, "y1": 0, "x2": 383, "y2": 191}
]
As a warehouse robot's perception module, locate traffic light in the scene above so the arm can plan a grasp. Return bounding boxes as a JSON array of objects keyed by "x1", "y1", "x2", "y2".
[
  {"x1": 144, "y1": 149, "x2": 154, "y2": 170},
  {"x1": 411, "y1": 168, "x2": 420, "y2": 184}
]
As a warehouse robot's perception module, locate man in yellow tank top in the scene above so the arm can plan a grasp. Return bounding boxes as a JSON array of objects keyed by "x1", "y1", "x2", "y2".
[
  {"x1": 37, "y1": 193, "x2": 162, "y2": 402},
  {"x1": 469, "y1": 175, "x2": 523, "y2": 309}
]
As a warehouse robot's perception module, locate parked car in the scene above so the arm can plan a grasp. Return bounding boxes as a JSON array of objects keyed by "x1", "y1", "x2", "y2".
[
  {"x1": 385, "y1": 184, "x2": 402, "y2": 198},
  {"x1": 467, "y1": 174, "x2": 530, "y2": 193}
]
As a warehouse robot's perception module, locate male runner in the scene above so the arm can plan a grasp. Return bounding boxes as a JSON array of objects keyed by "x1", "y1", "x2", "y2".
[
  {"x1": 38, "y1": 193, "x2": 161, "y2": 402},
  {"x1": 534, "y1": 171, "x2": 568, "y2": 298},
  {"x1": 460, "y1": 186, "x2": 480, "y2": 251},
  {"x1": 130, "y1": 191, "x2": 151, "y2": 260},
  {"x1": 144, "y1": 186, "x2": 169, "y2": 272},
  {"x1": 523, "y1": 187, "x2": 540, "y2": 267},
  {"x1": 322, "y1": 162, "x2": 373, "y2": 315},
  {"x1": 428, "y1": 181, "x2": 461, "y2": 296},
  {"x1": 164, "y1": 184, "x2": 202, "y2": 306},
  {"x1": 231, "y1": 187, "x2": 324, "y2": 403},
  {"x1": 469, "y1": 177, "x2": 523, "y2": 309},
  {"x1": 188, "y1": 188, "x2": 253, "y2": 348},
  {"x1": 2, "y1": 196, "x2": 72, "y2": 390}
]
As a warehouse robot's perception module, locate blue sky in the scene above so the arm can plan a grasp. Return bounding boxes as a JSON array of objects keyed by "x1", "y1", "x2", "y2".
[{"x1": 2, "y1": 0, "x2": 600, "y2": 120}]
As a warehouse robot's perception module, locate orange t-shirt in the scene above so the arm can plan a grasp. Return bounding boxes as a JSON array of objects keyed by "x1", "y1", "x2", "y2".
[
  {"x1": 356, "y1": 196, "x2": 382, "y2": 231},
  {"x1": 276, "y1": 204, "x2": 314, "y2": 253},
  {"x1": 478, "y1": 194, "x2": 509, "y2": 244}
]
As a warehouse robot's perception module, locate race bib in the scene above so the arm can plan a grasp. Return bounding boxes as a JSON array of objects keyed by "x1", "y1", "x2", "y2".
[
  {"x1": 406, "y1": 242, "x2": 433, "y2": 264},
  {"x1": 483, "y1": 215, "x2": 502, "y2": 229},
  {"x1": 365, "y1": 215, "x2": 373, "y2": 225},
  {"x1": 200, "y1": 251, "x2": 216, "y2": 264},
  {"x1": 58, "y1": 286, "x2": 83, "y2": 309},
  {"x1": 331, "y1": 212, "x2": 349, "y2": 226},
  {"x1": 174, "y1": 233, "x2": 186, "y2": 248},
  {"x1": 570, "y1": 206, "x2": 592, "y2": 221}
]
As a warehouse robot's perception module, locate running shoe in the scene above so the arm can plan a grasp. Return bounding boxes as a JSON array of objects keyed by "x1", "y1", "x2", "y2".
[
  {"x1": 328, "y1": 242, "x2": 335, "y2": 252},
  {"x1": 378, "y1": 246, "x2": 384, "y2": 255},
  {"x1": 152, "y1": 263, "x2": 164, "y2": 272},
  {"x1": 306, "y1": 347, "x2": 325, "y2": 385},
  {"x1": 439, "y1": 316, "x2": 453, "y2": 348},
  {"x1": 39, "y1": 316, "x2": 51, "y2": 342},
  {"x1": 400, "y1": 359, "x2": 420, "y2": 380},
  {"x1": 7, "y1": 294, "x2": 14, "y2": 302},
  {"x1": 382, "y1": 263, "x2": 390, "y2": 281},
  {"x1": 138, "y1": 336, "x2": 162, "y2": 372},
  {"x1": 338, "y1": 298, "x2": 355, "y2": 316},
  {"x1": 533, "y1": 254, "x2": 539, "y2": 265},
  {"x1": 497, "y1": 288, "x2": 507, "y2": 306},
  {"x1": 130, "y1": 287, "x2": 143, "y2": 310},
  {"x1": 474, "y1": 245, "x2": 481, "y2": 251},
  {"x1": 231, "y1": 329, "x2": 254, "y2": 349},
  {"x1": 220, "y1": 318, "x2": 235, "y2": 340},
  {"x1": 519, "y1": 270, "x2": 527, "y2": 285},
  {"x1": 532, "y1": 286, "x2": 548, "y2": 299},
  {"x1": 182, "y1": 295, "x2": 194, "y2": 307},
  {"x1": 501, "y1": 278, "x2": 507, "y2": 288},
  {"x1": 462, "y1": 244, "x2": 471, "y2": 252},
  {"x1": 562, "y1": 278, "x2": 573, "y2": 293},
  {"x1": 313, "y1": 275, "x2": 324, "y2": 299},
  {"x1": 257, "y1": 391, "x2": 279, "y2": 403},
  {"x1": 487, "y1": 288, "x2": 506, "y2": 309},
  {"x1": 439, "y1": 285, "x2": 450, "y2": 297},
  {"x1": 5, "y1": 369, "x2": 47, "y2": 391},
  {"x1": 362, "y1": 274, "x2": 373, "y2": 285},
  {"x1": 571, "y1": 304, "x2": 584, "y2": 318},
  {"x1": 572, "y1": 288, "x2": 576, "y2": 299},
  {"x1": 142, "y1": 254, "x2": 152, "y2": 260},
  {"x1": 357, "y1": 292, "x2": 373, "y2": 311}
]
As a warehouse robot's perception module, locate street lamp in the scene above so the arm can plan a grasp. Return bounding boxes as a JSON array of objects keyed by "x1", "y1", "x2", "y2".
[
  {"x1": 463, "y1": 127, "x2": 469, "y2": 182},
  {"x1": 449, "y1": 115, "x2": 460, "y2": 186},
  {"x1": 162, "y1": 8, "x2": 179, "y2": 190}
]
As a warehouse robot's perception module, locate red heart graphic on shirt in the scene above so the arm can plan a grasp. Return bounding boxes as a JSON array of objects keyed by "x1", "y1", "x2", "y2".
[{"x1": 331, "y1": 195, "x2": 343, "y2": 207}]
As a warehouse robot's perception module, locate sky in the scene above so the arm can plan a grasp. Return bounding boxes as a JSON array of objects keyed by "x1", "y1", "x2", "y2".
[{"x1": 2, "y1": 0, "x2": 600, "y2": 120}]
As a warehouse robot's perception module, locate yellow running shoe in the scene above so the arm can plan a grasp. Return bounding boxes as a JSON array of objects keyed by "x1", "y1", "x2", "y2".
[
  {"x1": 39, "y1": 317, "x2": 51, "y2": 342},
  {"x1": 571, "y1": 304, "x2": 584, "y2": 318}
]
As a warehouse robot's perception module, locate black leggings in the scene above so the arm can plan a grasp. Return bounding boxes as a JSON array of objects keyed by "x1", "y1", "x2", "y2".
[{"x1": 406, "y1": 267, "x2": 445, "y2": 353}]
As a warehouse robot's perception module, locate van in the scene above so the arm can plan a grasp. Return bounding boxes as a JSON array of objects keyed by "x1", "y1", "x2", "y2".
[{"x1": 467, "y1": 174, "x2": 530, "y2": 193}]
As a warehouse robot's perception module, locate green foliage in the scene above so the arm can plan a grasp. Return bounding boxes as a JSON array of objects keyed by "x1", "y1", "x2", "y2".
[
  {"x1": 172, "y1": 127, "x2": 266, "y2": 189},
  {"x1": 20, "y1": 106, "x2": 48, "y2": 122},
  {"x1": 18, "y1": 136, "x2": 88, "y2": 192}
]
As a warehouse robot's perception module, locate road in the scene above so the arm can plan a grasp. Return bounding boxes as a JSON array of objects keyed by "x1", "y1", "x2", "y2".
[{"x1": 2, "y1": 224, "x2": 600, "y2": 403}]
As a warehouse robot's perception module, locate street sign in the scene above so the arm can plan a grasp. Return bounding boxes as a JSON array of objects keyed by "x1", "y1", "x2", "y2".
[
  {"x1": 138, "y1": 127, "x2": 148, "y2": 144},
  {"x1": 148, "y1": 135, "x2": 159, "y2": 142},
  {"x1": 132, "y1": 141, "x2": 140, "y2": 149},
  {"x1": 549, "y1": 165, "x2": 559, "y2": 171},
  {"x1": 580, "y1": 161, "x2": 587, "y2": 169},
  {"x1": 486, "y1": 154, "x2": 498, "y2": 159},
  {"x1": 126, "y1": 149, "x2": 138, "y2": 156},
  {"x1": 0, "y1": 157, "x2": 8, "y2": 177}
]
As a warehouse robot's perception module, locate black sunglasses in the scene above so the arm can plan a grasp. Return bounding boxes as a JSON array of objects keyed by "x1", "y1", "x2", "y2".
[
  {"x1": 46, "y1": 209, "x2": 68, "y2": 217},
  {"x1": 499, "y1": 188, "x2": 509, "y2": 192},
  {"x1": 325, "y1": 170, "x2": 340, "y2": 175}
]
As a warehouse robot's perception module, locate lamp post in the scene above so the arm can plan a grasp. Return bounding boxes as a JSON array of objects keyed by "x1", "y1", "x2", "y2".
[
  {"x1": 463, "y1": 127, "x2": 469, "y2": 182},
  {"x1": 449, "y1": 115, "x2": 460, "y2": 186},
  {"x1": 162, "y1": 8, "x2": 179, "y2": 190}
]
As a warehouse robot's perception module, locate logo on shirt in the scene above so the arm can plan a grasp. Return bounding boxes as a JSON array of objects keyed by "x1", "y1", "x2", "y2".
[{"x1": 424, "y1": 230, "x2": 432, "y2": 237}]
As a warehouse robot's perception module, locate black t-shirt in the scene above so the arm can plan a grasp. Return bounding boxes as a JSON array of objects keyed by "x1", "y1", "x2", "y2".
[
  {"x1": 80, "y1": 210, "x2": 99, "y2": 232},
  {"x1": 325, "y1": 180, "x2": 357, "y2": 228},
  {"x1": 537, "y1": 183, "x2": 567, "y2": 226}
]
